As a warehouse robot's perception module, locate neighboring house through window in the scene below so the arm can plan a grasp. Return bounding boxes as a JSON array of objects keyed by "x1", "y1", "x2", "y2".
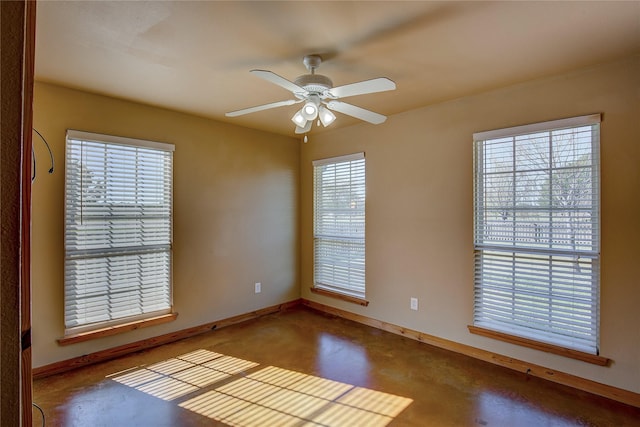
[
  {"x1": 473, "y1": 115, "x2": 601, "y2": 354},
  {"x1": 313, "y1": 153, "x2": 366, "y2": 301},
  {"x1": 64, "y1": 130, "x2": 174, "y2": 335}
]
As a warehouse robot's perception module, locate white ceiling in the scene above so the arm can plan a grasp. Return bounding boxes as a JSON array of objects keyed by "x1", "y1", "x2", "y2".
[{"x1": 35, "y1": 1, "x2": 640, "y2": 137}]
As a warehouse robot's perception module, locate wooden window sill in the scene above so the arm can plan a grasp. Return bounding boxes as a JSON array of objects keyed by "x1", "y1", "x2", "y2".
[
  {"x1": 468, "y1": 325, "x2": 610, "y2": 366},
  {"x1": 310, "y1": 287, "x2": 369, "y2": 306},
  {"x1": 58, "y1": 313, "x2": 178, "y2": 346}
]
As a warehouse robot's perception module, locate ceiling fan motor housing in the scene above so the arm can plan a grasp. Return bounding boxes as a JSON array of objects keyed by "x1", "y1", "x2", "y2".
[{"x1": 294, "y1": 74, "x2": 333, "y2": 95}]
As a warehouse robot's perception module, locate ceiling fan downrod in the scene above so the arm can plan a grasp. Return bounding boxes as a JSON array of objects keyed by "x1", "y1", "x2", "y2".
[{"x1": 303, "y1": 55, "x2": 322, "y2": 73}]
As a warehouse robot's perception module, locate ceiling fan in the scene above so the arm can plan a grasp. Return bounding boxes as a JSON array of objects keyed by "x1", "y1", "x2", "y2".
[{"x1": 226, "y1": 55, "x2": 396, "y2": 135}]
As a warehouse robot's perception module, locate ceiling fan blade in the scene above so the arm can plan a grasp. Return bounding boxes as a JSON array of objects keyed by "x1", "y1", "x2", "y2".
[
  {"x1": 328, "y1": 77, "x2": 396, "y2": 99},
  {"x1": 295, "y1": 121, "x2": 312, "y2": 134},
  {"x1": 251, "y1": 70, "x2": 306, "y2": 94},
  {"x1": 225, "y1": 99, "x2": 298, "y2": 117},
  {"x1": 327, "y1": 101, "x2": 387, "y2": 125}
]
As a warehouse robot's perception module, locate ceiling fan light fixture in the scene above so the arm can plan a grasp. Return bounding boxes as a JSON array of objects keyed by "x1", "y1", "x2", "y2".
[
  {"x1": 295, "y1": 120, "x2": 312, "y2": 134},
  {"x1": 292, "y1": 110, "x2": 307, "y2": 127},
  {"x1": 301, "y1": 101, "x2": 318, "y2": 120},
  {"x1": 319, "y1": 106, "x2": 336, "y2": 127}
]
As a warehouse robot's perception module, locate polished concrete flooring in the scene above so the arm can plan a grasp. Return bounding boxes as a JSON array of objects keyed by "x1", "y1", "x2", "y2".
[{"x1": 33, "y1": 307, "x2": 640, "y2": 426}]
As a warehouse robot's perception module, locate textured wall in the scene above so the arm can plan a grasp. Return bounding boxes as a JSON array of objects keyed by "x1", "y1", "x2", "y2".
[
  {"x1": 301, "y1": 57, "x2": 640, "y2": 393},
  {"x1": 31, "y1": 82, "x2": 300, "y2": 368},
  {"x1": 30, "y1": 54, "x2": 640, "y2": 396}
]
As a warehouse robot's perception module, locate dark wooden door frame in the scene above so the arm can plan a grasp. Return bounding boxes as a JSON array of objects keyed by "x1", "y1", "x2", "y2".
[
  {"x1": 21, "y1": 1, "x2": 36, "y2": 426},
  {"x1": 1, "y1": 1, "x2": 35, "y2": 425}
]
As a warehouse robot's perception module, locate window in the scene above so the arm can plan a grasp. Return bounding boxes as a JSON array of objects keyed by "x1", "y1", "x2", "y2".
[
  {"x1": 473, "y1": 115, "x2": 600, "y2": 355},
  {"x1": 64, "y1": 130, "x2": 174, "y2": 334},
  {"x1": 313, "y1": 153, "x2": 366, "y2": 301}
]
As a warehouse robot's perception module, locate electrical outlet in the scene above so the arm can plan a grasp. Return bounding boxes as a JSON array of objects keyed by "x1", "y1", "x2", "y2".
[
  {"x1": 410, "y1": 297, "x2": 418, "y2": 311},
  {"x1": 255, "y1": 282, "x2": 261, "y2": 294}
]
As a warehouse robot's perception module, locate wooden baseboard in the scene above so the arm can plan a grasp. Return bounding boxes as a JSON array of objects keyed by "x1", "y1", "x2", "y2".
[
  {"x1": 33, "y1": 297, "x2": 640, "y2": 408},
  {"x1": 300, "y1": 298, "x2": 640, "y2": 408},
  {"x1": 33, "y1": 300, "x2": 301, "y2": 380}
]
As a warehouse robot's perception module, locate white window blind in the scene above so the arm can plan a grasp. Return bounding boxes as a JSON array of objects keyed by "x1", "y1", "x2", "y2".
[
  {"x1": 313, "y1": 153, "x2": 366, "y2": 299},
  {"x1": 64, "y1": 130, "x2": 174, "y2": 333},
  {"x1": 473, "y1": 115, "x2": 600, "y2": 354}
]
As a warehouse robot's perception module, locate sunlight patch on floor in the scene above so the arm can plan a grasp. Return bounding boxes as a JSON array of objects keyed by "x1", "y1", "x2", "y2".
[
  {"x1": 110, "y1": 349, "x2": 412, "y2": 426},
  {"x1": 111, "y1": 349, "x2": 258, "y2": 401}
]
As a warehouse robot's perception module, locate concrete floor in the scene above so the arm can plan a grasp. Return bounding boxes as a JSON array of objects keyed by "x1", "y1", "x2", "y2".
[{"x1": 33, "y1": 307, "x2": 640, "y2": 426}]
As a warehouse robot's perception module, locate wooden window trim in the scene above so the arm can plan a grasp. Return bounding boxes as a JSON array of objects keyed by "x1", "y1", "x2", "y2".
[
  {"x1": 468, "y1": 325, "x2": 609, "y2": 366},
  {"x1": 58, "y1": 313, "x2": 178, "y2": 346},
  {"x1": 310, "y1": 287, "x2": 369, "y2": 307}
]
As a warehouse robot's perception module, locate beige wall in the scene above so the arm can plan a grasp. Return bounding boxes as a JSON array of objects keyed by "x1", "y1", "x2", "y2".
[
  {"x1": 32, "y1": 56, "x2": 639, "y2": 394},
  {"x1": 31, "y1": 82, "x2": 300, "y2": 368},
  {"x1": 301, "y1": 56, "x2": 640, "y2": 393}
]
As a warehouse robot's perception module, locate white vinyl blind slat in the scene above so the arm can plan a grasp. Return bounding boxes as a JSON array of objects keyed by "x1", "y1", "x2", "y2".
[
  {"x1": 64, "y1": 131, "x2": 173, "y2": 333},
  {"x1": 313, "y1": 153, "x2": 366, "y2": 299},
  {"x1": 473, "y1": 117, "x2": 600, "y2": 354}
]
